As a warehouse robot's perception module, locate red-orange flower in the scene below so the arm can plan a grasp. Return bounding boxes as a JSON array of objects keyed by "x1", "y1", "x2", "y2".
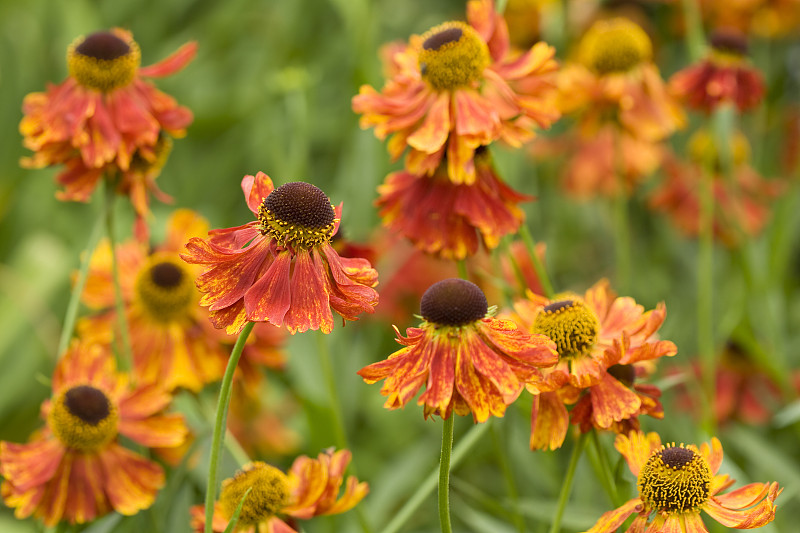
[
  {"x1": 0, "y1": 341, "x2": 188, "y2": 526},
  {"x1": 584, "y1": 431, "x2": 782, "y2": 532},
  {"x1": 352, "y1": 0, "x2": 559, "y2": 185},
  {"x1": 182, "y1": 172, "x2": 379, "y2": 335},
  {"x1": 670, "y1": 28, "x2": 765, "y2": 113},
  {"x1": 20, "y1": 28, "x2": 195, "y2": 232},
  {"x1": 376, "y1": 147, "x2": 532, "y2": 259},
  {"x1": 359, "y1": 278, "x2": 558, "y2": 422},
  {"x1": 190, "y1": 449, "x2": 368, "y2": 533}
]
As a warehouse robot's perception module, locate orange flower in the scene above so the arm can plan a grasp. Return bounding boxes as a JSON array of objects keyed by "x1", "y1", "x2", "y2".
[
  {"x1": 359, "y1": 278, "x2": 558, "y2": 422},
  {"x1": 670, "y1": 28, "x2": 765, "y2": 113},
  {"x1": 182, "y1": 172, "x2": 379, "y2": 335},
  {"x1": 352, "y1": 0, "x2": 559, "y2": 185},
  {"x1": 20, "y1": 28, "x2": 195, "y2": 232},
  {"x1": 584, "y1": 431, "x2": 782, "y2": 532},
  {"x1": 558, "y1": 17, "x2": 684, "y2": 143},
  {"x1": 0, "y1": 341, "x2": 188, "y2": 526},
  {"x1": 513, "y1": 279, "x2": 676, "y2": 449},
  {"x1": 190, "y1": 449, "x2": 368, "y2": 533},
  {"x1": 376, "y1": 147, "x2": 532, "y2": 259},
  {"x1": 78, "y1": 209, "x2": 287, "y2": 392}
]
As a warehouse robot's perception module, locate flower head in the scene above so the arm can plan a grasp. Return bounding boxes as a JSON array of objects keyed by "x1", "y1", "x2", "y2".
[
  {"x1": 359, "y1": 278, "x2": 558, "y2": 422},
  {"x1": 191, "y1": 449, "x2": 368, "y2": 533},
  {"x1": 0, "y1": 342, "x2": 188, "y2": 526},
  {"x1": 20, "y1": 28, "x2": 195, "y2": 234},
  {"x1": 352, "y1": 0, "x2": 559, "y2": 185},
  {"x1": 376, "y1": 148, "x2": 532, "y2": 259},
  {"x1": 670, "y1": 28, "x2": 765, "y2": 113},
  {"x1": 182, "y1": 172, "x2": 379, "y2": 335},
  {"x1": 584, "y1": 431, "x2": 782, "y2": 532}
]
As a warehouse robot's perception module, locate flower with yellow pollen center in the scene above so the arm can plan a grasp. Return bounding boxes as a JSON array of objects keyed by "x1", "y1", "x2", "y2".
[
  {"x1": 219, "y1": 462, "x2": 290, "y2": 525},
  {"x1": 418, "y1": 22, "x2": 490, "y2": 91},
  {"x1": 67, "y1": 31, "x2": 141, "y2": 92},
  {"x1": 421, "y1": 278, "x2": 489, "y2": 328},
  {"x1": 638, "y1": 444, "x2": 712, "y2": 513},
  {"x1": 257, "y1": 182, "x2": 337, "y2": 251},
  {"x1": 579, "y1": 18, "x2": 652, "y2": 75},
  {"x1": 134, "y1": 252, "x2": 196, "y2": 322},
  {"x1": 531, "y1": 299, "x2": 600, "y2": 358},
  {"x1": 48, "y1": 385, "x2": 119, "y2": 452}
]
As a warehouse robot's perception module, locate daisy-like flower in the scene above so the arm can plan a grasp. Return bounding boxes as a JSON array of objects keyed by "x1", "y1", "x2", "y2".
[
  {"x1": 558, "y1": 17, "x2": 684, "y2": 143},
  {"x1": 352, "y1": 0, "x2": 559, "y2": 185},
  {"x1": 376, "y1": 147, "x2": 532, "y2": 259},
  {"x1": 78, "y1": 209, "x2": 286, "y2": 392},
  {"x1": 20, "y1": 28, "x2": 195, "y2": 231},
  {"x1": 190, "y1": 449, "x2": 368, "y2": 533},
  {"x1": 182, "y1": 172, "x2": 379, "y2": 335},
  {"x1": 583, "y1": 431, "x2": 782, "y2": 532},
  {"x1": 512, "y1": 279, "x2": 676, "y2": 450},
  {"x1": 0, "y1": 341, "x2": 188, "y2": 526},
  {"x1": 358, "y1": 278, "x2": 558, "y2": 422},
  {"x1": 670, "y1": 28, "x2": 765, "y2": 113}
]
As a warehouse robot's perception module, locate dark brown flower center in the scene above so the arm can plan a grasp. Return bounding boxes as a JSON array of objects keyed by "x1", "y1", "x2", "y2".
[
  {"x1": 75, "y1": 32, "x2": 130, "y2": 60},
  {"x1": 709, "y1": 28, "x2": 748, "y2": 56},
  {"x1": 638, "y1": 444, "x2": 712, "y2": 512},
  {"x1": 151, "y1": 261, "x2": 183, "y2": 288},
  {"x1": 135, "y1": 254, "x2": 196, "y2": 322},
  {"x1": 420, "y1": 278, "x2": 488, "y2": 327},
  {"x1": 258, "y1": 182, "x2": 337, "y2": 249},
  {"x1": 424, "y1": 27, "x2": 463, "y2": 51},
  {"x1": 660, "y1": 446, "x2": 695, "y2": 468},
  {"x1": 64, "y1": 385, "x2": 110, "y2": 425},
  {"x1": 418, "y1": 22, "x2": 490, "y2": 90}
]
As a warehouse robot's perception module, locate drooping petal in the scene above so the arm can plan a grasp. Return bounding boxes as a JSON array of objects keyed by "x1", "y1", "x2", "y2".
[
  {"x1": 139, "y1": 42, "x2": 198, "y2": 78},
  {"x1": 589, "y1": 372, "x2": 642, "y2": 429},
  {"x1": 243, "y1": 251, "x2": 293, "y2": 326},
  {"x1": 529, "y1": 391, "x2": 569, "y2": 451},
  {"x1": 584, "y1": 498, "x2": 641, "y2": 533},
  {"x1": 98, "y1": 444, "x2": 164, "y2": 516}
]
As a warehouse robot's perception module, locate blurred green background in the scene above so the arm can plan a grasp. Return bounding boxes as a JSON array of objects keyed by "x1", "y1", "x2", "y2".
[{"x1": 1, "y1": 0, "x2": 799, "y2": 531}]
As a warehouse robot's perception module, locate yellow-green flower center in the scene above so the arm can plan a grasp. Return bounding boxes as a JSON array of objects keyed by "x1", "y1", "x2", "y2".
[
  {"x1": 258, "y1": 182, "x2": 337, "y2": 250},
  {"x1": 420, "y1": 278, "x2": 488, "y2": 327},
  {"x1": 638, "y1": 444, "x2": 712, "y2": 512},
  {"x1": 135, "y1": 253, "x2": 196, "y2": 322},
  {"x1": 531, "y1": 299, "x2": 599, "y2": 358},
  {"x1": 220, "y1": 462, "x2": 290, "y2": 525},
  {"x1": 579, "y1": 18, "x2": 652, "y2": 75},
  {"x1": 48, "y1": 385, "x2": 119, "y2": 452},
  {"x1": 418, "y1": 22, "x2": 490, "y2": 91},
  {"x1": 67, "y1": 31, "x2": 141, "y2": 91}
]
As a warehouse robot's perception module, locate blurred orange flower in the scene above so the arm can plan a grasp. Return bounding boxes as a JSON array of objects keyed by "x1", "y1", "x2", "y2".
[
  {"x1": 20, "y1": 29, "x2": 195, "y2": 235},
  {"x1": 359, "y1": 278, "x2": 558, "y2": 422},
  {"x1": 182, "y1": 172, "x2": 379, "y2": 335},
  {"x1": 0, "y1": 342, "x2": 188, "y2": 526},
  {"x1": 584, "y1": 431, "x2": 782, "y2": 532},
  {"x1": 190, "y1": 449, "x2": 368, "y2": 533},
  {"x1": 353, "y1": 0, "x2": 559, "y2": 185}
]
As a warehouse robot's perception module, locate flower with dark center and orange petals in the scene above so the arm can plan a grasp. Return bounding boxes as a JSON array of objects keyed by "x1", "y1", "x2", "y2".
[
  {"x1": 78, "y1": 209, "x2": 287, "y2": 392},
  {"x1": 353, "y1": 0, "x2": 559, "y2": 185},
  {"x1": 20, "y1": 28, "x2": 195, "y2": 237},
  {"x1": 191, "y1": 449, "x2": 368, "y2": 533},
  {"x1": 182, "y1": 172, "x2": 379, "y2": 335},
  {"x1": 583, "y1": 431, "x2": 782, "y2": 532},
  {"x1": 670, "y1": 28, "x2": 765, "y2": 113},
  {"x1": 376, "y1": 147, "x2": 533, "y2": 259},
  {"x1": 359, "y1": 278, "x2": 558, "y2": 422},
  {"x1": 0, "y1": 342, "x2": 188, "y2": 526}
]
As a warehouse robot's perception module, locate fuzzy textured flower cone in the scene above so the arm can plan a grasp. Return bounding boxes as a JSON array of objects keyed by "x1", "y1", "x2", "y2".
[
  {"x1": 583, "y1": 431, "x2": 782, "y2": 532},
  {"x1": 190, "y1": 449, "x2": 368, "y2": 533},
  {"x1": 19, "y1": 28, "x2": 196, "y2": 233},
  {"x1": 182, "y1": 172, "x2": 379, "y2": 335},
  {"x1": 0, "y1": 342, "x2": 188, "y2": 526},
  {"x1": 359, "y1": 278, "x2": 558, "y2": 422},
  {"x1": 352, "y1": 0, "x2": 560, "y2": 185}
]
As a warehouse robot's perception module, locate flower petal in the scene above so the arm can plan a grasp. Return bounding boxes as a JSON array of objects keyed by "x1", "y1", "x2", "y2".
[
  {"x1": 244, "y1": 251, "x2": 292, "y2": 326},
  {"x1": 98, "y1": 444, "x2": 164, "y2": 516},
  {"x1": 584, "y1": 498, "x2": 641, "y2": 533},
  {"x1": 614, "y1": 431, "x2": 661, "y2": 477}
]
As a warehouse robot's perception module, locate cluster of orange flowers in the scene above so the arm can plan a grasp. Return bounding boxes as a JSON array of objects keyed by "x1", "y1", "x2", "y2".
[{"x1": 4, "y1": 0, "x2": 794, "y2": 531}]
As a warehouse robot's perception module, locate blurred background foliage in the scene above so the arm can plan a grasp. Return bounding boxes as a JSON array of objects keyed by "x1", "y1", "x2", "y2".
[{"x1": 1, "y1": 0, "x2": 799, "y2": 531}]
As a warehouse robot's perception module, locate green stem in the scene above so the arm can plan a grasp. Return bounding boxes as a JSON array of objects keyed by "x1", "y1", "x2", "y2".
[
  {"x1": 490, "y1": 423, "x2": 525, "y2": 533},
  {"x1": 380, "y1": 421, "x2": 490, "y2": 533},
  {"x1": 698, "y1": 162, "x2": 716, "y2": 436},
  {"x1": 104, "y1": 178, "x2": 133, "y2": 371},
  {"x1": 548, "y1": 432, "x2": 588, "y2": 533},
  {"x1": 612, "y1": 129, "x2": 631, "y2": 294},
  {"x1": 519, "y1": 224, "x2": 554, "y2": 299},
  {"x1": 316, "y1": 331, "x2": 348, "y2": 451},
  {"x1": 204, "y1": 321, "x2": 255, "y2": 533},
  {"x1": 587, "y1": 430, "x2": 621, "y2": 506},
  {"x1": 680, "y1": 0, "x2": 706, "y2": 61},
  {"x1": 438, "y1": 415, "x2": 455, "y2": 533},
  {"x1": 57, "y1": 208, "x2": 105, "y2": 357},
  {"x1": 457, "y1": 259, "x2": 469, "y2": 280}
]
